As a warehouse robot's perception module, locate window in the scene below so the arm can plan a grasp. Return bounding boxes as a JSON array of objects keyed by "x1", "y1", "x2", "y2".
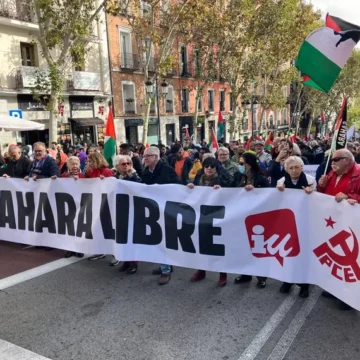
[
  {"x1": 197, "y1": 91, "x2": 203, "y2": 112},
  {"x1": 141, "y1": 0, "x2": 152, "y2": 17},
  {"x1": 72, "y1": 52, "x2": 85, "y2": 71},
  {"x1": 20, "y1": 42, "x2": 36, "y2": 67},
  {"x1": 269, "y1": 114, "x2": 274, "y2": 129},
  {"x1": 122, "y1": 82, "x2": 136, "y2": 114},
  {"x1": 119, "y1": 28, "x2": 133, "y2": 69},
  {"x1": 277, "y1": 110, "x2": 281, "y2": 125},
  {"x1": 230, "y1": 94, "x2": 235, "y2": 111},
  {"x1": 208, "y1": 89, "x2": 214, "y2": 112},
  {"x1": 194, "y1": 49, "x2": 201, "y2": 78},
  {"x1": 180, "y1": 45, "x2": 189, "y2": 76},
  {"x1": 243, "y1": 112, "x2": 249, "y2": 132},
  {"x1": 220, "y1": 90, "x2": 225, "y2": 111},
  {"x1": 283, "y1": 109, "x2": 288, "y2": 124},
  {"x1": 181, "y1": 88, "x2": 189, "y2": 113},
  {"x1": 165, "y1": 85, "x2": 174, "y2": 113}
]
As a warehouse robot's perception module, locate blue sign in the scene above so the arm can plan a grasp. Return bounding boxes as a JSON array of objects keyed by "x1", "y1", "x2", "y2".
[{"x1": 9, "y1": 110, "x2": 23, "y2": 119}]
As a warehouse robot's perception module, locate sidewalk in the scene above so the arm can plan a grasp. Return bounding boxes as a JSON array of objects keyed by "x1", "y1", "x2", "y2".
[{"x1": 0, "y1": 241, "x2": 65, "y2": 279}]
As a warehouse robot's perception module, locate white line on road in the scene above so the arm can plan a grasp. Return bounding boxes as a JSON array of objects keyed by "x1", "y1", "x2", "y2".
[
  {"x1": 0, "y1": 256, "x2": 88, "y2": 291},
  {"x1": 0, "y1": 339, "x2": 51, "y2": 360},
  {"x1": 267, "y1": 287, "x2": 322, "y2": 360},
  {"x1": 238, "y1": 292, "x2": 299, "y2": 360}
]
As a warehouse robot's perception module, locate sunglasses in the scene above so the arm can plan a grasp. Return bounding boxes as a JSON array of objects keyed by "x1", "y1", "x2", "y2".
[
  {"x1": 120, "y1": 162, "x2": 131, "y2": 166},
  {"x1": 204, "y1": 165, "x2": 216, "y2": 169},
  {"x1": 332, "y1": 157, "x2": 347, "y2": 163}
]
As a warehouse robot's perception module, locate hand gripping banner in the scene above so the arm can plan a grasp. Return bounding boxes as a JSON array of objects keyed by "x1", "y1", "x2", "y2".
[{"x1": 1, "y1": 178, "x2": 360, "y2": 309}]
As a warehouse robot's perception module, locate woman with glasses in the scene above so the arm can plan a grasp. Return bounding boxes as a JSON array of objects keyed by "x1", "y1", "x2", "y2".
[
  {"x1": 187, "y1": 156, "x2": 233, "y2": 287},
  {"x1": 233, "y1": 152, "x2": 269, "y2": 289},
  {"x1": 276, "y1": 156, "x2": 316, "y2": 298},
  {"x1": 112, "y1": 155, "x2": 141, "y2": 273}
]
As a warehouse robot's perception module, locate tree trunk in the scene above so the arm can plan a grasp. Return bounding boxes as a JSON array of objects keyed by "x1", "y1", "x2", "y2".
[
  {"x1": 48, "y1": 93, "x2": 58, "y2": 145},
  {"x1": 307, "y1": 112, "x2": 315, "y2": 138},
  {"x1": 259, "y1": 107, "x2": 266, "y2": 133},
  {"x1": 142, "y1": 101, "x2": 151, "y2": 145},
  {"x1": 228, "y1": 105, "x2": 237, "y2": 141}
]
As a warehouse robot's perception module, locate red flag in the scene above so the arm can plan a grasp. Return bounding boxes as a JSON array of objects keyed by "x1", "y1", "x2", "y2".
[
  {"x1": 335, "y1": 97, "x2": 347, "y2": 132},
  {"x1": 265, "y1": 131, "x2": 274, "y2": 145},
  {"x1": 210, "y1": 128, "x2": 219, "y2": 154},
  {"x1": 321, "y1": 113, "x2": 325, "y2": 123},
  {"x1": 245, "y1": 136, "x2": 252, "y2": 150}
]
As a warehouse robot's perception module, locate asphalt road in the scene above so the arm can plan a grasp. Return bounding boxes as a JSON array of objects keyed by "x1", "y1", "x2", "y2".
[{"x1": 0, "y1": 256, "x2": 359, "y2": 360}]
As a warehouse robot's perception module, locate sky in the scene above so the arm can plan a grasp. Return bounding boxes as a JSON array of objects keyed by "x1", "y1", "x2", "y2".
[{"x1": 309, "y1": 0, "x2": 360, "y2": 26}]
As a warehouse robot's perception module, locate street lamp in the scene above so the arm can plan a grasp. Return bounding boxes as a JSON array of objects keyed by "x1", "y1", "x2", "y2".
[{"x1": 145, "y1": 79, "x2": 154, "y2": 96}]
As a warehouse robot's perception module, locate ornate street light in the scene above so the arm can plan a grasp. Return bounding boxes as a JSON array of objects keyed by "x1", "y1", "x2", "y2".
[
  {"x1": 160, "y1": 79, "x2": 169, "y2": 97},
  {"x1": 145, "y1": 79, "x2": 154, "y2": 96}
]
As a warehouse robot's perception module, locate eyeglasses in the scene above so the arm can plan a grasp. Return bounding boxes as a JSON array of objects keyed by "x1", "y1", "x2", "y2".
[
  {"x1": 288, "y1": 166, "x2": 302, "y2": 171},
  {"x1": 120, "y1": 162, "x2": 131, "y2": 166},
  {"x1": 143, "y1": 155, "x2": 155, "y2": 159},
  {"x1": 332, "y1": 157, "x2": 347, "y2": 163},
  {"x1": 204, "y1": 165, "x2": 216, "y2": 169}
]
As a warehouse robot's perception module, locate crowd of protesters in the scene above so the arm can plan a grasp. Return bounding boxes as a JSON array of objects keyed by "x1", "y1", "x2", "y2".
[{"x1": 1, "y1": 134, "x2": 360, "y2": 310}]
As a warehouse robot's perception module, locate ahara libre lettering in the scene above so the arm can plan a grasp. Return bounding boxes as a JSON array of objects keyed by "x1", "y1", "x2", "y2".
[{"x1": 0, "y1": 191, "x2": 226, "y2": 256}]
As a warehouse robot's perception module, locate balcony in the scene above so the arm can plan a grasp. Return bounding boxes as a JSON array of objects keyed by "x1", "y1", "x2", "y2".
[
  {"x1": 120, "y1": 53, "x2": 140, "y2": 71},
  {"x1": 124, "y1": 101, "x2": 136, "y2": 114},
  {"x1": 0, "y1": 0, "x2": 37, "y2": 23},
  {"x1": 67, "y1": 71, "x2": 101, "y2": 92},
  {"x1": 15, "y1": 66, "x2": 49, "y2": 88}
]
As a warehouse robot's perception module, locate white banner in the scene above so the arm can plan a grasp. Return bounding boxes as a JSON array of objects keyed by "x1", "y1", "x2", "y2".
[
  {"x1": 303, "y1": 165, "x2": 319, "y2": 178},
  {"x1": 1, "y1": 178, "x2": 360, "y2": 309}
]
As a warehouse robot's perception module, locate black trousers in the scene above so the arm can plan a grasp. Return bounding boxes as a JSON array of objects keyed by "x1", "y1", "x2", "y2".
[{"x1": 283, "y1": 282, "x2": 309, "y2": 290}]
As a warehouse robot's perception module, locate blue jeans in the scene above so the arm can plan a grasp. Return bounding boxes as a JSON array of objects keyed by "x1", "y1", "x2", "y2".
[{"x1": 161, "y1": 264, "x2": 171, "y2": 275}]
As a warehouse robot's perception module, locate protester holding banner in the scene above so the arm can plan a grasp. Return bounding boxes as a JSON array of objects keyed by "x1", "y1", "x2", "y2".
[
  {"x1": 233, "y1": 152, "x2": 269, "y2": 289},
  {"x1": 217, "y1": 147, "x2": 239, "y2": 179},
  {"x1": 60, "y1": 156, "x2": 85, "y2": 180},
  {"x1": 187, "y1": 156, "x2": 233, "y2": 287},
  {"x1": 275, "y1": 156, "x2": 317, "y2": 298},
  {"x1": 1, "y1": 144, "x2": 31, "y2": 178},
  {"x1": 86, "y1": 152, "x2": 114, "y2": 261},
  {"x1": 318, "y1": 149, "x2": 360, "y2": 310},
  {"x1": 142, "y1": 146, "x2": 181, "y2": 285},
  {"x1": 111, "y1": 154, "x2": 141, "y2": 272},
  {"x1": 26, "y1": 142, "x2": 59, "y2": 180}
]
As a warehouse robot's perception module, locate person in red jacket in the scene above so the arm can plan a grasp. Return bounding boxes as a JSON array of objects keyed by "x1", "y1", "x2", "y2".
[
  {"x1": 85, "y1": 152, "x2": 114, "y2": 261},
  {"x1": 318, "y1": 148, "x2": 359, "y2": 310}
]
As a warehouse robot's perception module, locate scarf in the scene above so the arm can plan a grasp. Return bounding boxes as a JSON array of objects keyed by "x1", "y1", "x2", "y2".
[
  {"x1": 29, "y1": 155, "x2": 47, "y2": 177},
  {"x1": 58, "y1": 152, "x2": 68, "y2": 171},
  {"x1": 199, "y1": 173, "x2": 218, "y2": 187},
  {"x1": 284, "y1": 171, "x2": 309, "y2": 189}
]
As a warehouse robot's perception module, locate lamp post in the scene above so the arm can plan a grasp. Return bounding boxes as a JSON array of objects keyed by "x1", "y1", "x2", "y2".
[{"x1": 145, "y1": 77, "x2": 169, "y2": 144}]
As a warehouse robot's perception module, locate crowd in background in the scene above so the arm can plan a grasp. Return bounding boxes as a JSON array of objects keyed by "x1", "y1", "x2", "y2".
[{"x1": 1, "y1": 134, "x2": 360, "y2": 310}]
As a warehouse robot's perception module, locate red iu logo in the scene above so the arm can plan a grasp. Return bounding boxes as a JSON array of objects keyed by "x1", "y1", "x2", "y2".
[
  {"x1": 245, "y1": 209, "x2": 300, "y2": 266},
  {"x1": 313, "y1": 217, "x2": 360, "y2": 283}
]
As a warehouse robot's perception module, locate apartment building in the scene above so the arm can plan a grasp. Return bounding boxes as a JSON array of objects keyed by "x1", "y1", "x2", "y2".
[
  {"x1": 0, "y1": 0, "x2": 111, "y2": 148},
  {"x1": 107, "y1": 9, "x2": 232, "y2": 146}
]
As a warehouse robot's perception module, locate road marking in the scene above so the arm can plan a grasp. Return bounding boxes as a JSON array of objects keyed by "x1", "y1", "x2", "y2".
[
  {"x1": 0, "y1": 256, "x2": 88, "y2": 291},
  {"x1": 0, "y1": 339, "x2": 51, "y2": 359},
  {"x1": 238, "y1": 291, "x2": 298, "y2": 360},
  {"x1": 267, "y1": 287, "x2": 321, "y2": 360}
]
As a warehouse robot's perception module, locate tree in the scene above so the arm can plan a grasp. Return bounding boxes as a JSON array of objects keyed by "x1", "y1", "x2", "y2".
[
  {"x1": 32, "y1": 0, "x2": 108, "y2": 144},
  {"x1": 218, "y1": 0, "x2": 320, "y2": 140},
  {"x1": 108, "y1": 0, "x2": 211, "y2": 144}
]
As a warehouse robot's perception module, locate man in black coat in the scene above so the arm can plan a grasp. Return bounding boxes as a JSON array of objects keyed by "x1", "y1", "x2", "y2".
[
  {"x1": 1, "y1": 145, "x2": 31, "y2": 178},
  {"x1": 142, "y1": 146, "x2": 181, "y2": 285},
  {"x1": 26, "y1": 142, "x2": 59, "y2": 180}
]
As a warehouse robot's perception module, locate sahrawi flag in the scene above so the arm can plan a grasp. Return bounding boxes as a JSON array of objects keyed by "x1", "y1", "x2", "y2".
[
  {"x1": 296, "y1": 25, "x2": 360, "y2": 93},
  {"x1": 104, "y1": 107, "x2": 116, "y2": 168}
]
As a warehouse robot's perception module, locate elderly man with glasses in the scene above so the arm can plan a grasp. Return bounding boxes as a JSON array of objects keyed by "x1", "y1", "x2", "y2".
[
  {"x1": 318, "y1": 148, "x2": 360, "y2": 310},
  {"x1": 142, "y1": 146, "x2": 182, "y2": 285}
]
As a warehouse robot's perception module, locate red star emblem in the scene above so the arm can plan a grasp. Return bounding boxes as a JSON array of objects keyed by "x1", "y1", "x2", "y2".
[{"x1": 325, "y1": 216, "x2": 336, "y2": 229}]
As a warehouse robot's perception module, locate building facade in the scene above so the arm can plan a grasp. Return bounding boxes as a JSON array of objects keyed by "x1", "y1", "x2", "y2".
[{"x1": 0, "y1": 0, "x2": 111, "y2": 149}]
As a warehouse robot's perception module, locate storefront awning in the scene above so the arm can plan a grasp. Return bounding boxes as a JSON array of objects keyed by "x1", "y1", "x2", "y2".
[{"x1": 69, "y1": 117, "x2": 104, "y2": 126}]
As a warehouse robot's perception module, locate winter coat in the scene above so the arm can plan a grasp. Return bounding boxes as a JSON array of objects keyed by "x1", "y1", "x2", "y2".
[
  {"x1": 85, "y1": 167, "x2": 114, "y2": 178},
  {"x1": 318, "y1": 162, "x2": 360, "y2": 202},
  {"x1": 192, "y1": 166, "x2": 233, "y2": 188},
  {"x1": 1, "y1": 155, "x2": 31, "y2": 178},
  {"x1": 234, "y1": 171, "x2": 269, "y2": 188},
  {"x1": 29, "y1": 155, "x2": 59, "y2": 179},
  {"x1": 220, "y1": 159, "x2": 239, "y2": 178},
  {"x1": 131, "y1": 155, "x2": 143, "y2": 178},
  {"x1": 114, "y1": 170, "x2": 141, "y2": 183},
  {"x1": 267, "y1": 160, "x2": 285, "y2": 187},
  {"x1": 188, "y1": 160, "x2": 203, "y2": 180},
  {"x1": 142, "y1": 160, "x2": 182, "y2": 185}
]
